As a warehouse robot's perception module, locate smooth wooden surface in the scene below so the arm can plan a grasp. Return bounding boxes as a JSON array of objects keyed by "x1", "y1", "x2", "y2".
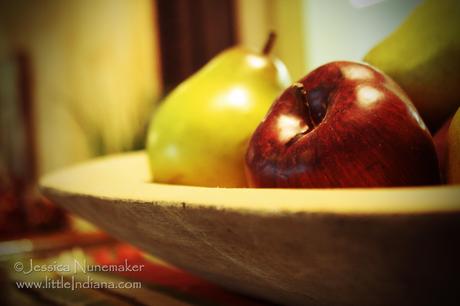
[{"x1": 40, "y1": 152, "x2": 460, "y2": 306}]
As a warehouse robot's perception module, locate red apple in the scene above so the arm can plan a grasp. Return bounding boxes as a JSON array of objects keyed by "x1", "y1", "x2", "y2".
[
  {"x1": 433, "y1": 117, "x2": 453, "y2": 183},
  {"x1": 245, "y1": 61, "x2": 441, "y2": 188}
]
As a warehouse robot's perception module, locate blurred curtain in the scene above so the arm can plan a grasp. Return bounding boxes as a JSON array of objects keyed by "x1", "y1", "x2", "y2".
[{"x1": 155, "y1": 0, "x2": 236, "y2": 92}]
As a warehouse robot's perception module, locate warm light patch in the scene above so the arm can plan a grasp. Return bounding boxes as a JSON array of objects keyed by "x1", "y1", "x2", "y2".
[
  {"x1": 164, "y1": 145, "x2": 179, "y2": 159},
  {"x1": 247, "y1": 55, "x2": 266, "y2": 69},
  {"x1": 215, "y1": 87, "x2": 250, "y2": 110},
  {"x1": 227, "y1": 87, "x2": 249, "y2": 108},
  {"x1": 357, "y1": 86, "x2": 382, "y2": 107},
  {"x1": 342, "y1": 65, "x2": 374, "y2": 81},
  {"x1": 277, "y1": 114, "x2": 308, "y2": 143}
]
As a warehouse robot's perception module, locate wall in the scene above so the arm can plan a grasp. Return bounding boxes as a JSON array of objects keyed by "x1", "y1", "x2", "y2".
[
  {"x1": 236, "y1": 0, "x2": 422, "y2": 78},
  {"x1": 303, "y1": 0, "x2": 422, "y2": 70},
  {"x1": 0, "y1": 0, "x2": 161, "y2": 175}
]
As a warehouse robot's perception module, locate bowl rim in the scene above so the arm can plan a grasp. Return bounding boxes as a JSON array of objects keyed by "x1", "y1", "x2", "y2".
[{"x1": 40, "y1": 151, "x2": 460, "y2": 215}]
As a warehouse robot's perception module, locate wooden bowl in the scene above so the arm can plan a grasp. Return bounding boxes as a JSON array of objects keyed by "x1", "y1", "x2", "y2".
[{"x1": 40, "y1": 151, "x2": 460, "y2": 306}]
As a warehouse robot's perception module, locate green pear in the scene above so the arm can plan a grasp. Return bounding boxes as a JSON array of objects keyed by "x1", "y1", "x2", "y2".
[
  {"x1": 146, "y1": 34, "x2": 291, "y2": 187},
  {"x1": 448, "y1": 107, "x2": 460, "y2": 184},
  {"x1": 364, "y1": 0, "x2": 460, "y2": 131}
]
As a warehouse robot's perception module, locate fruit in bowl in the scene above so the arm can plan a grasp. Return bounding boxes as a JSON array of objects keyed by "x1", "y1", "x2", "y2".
[
  {"x1": 245, "y1": 61, "x2": 441, "y2": 188},
  {"x1": 433, "y1": 116, "x2": 453, "y2": 182},
  {"x1": 364, "y1": 0, "x2": 460, "y2": 132},
  {"x1": 147, "y1": 33, "x2": 290, "y2": 187}
]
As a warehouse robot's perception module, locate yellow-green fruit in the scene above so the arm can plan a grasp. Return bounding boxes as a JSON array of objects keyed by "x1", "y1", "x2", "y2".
[
  {"x1": 448, "y1": 108, "x2": 460, "y2": 184},
  {"x1": 364, "y1": 0, "x2": 460, "y2": 131},
  {"x1": 147, "y1": 46, "x2": 291, "y2": 187}
]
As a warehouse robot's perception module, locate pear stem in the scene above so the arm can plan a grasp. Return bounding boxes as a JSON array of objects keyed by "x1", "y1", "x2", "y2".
[
  {"x1": 262, "y1": 31, "x2": 276, "y2": 55},
  {"x1": 292, "y1": 83, "x2": 316, "y2": 129}
]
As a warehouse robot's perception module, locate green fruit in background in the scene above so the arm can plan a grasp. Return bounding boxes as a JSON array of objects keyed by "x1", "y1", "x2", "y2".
[
  {"x1": 147, "y1": 34, "x2": 291, "y2": 187},
  {"x1": 448, "y1": 107, "x2": 460, "y2": 184},
  {"x1": 364, "y1": 0, "x2": 460, "y2": 131}
]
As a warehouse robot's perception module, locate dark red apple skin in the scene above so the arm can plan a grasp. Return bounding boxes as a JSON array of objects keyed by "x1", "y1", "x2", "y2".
[
  {"x1": 433, "y1": 117, "x2": 453, "y2": 183},
  {"x1": 245, "y1": 61, "x2": 441, "y2": 188}
]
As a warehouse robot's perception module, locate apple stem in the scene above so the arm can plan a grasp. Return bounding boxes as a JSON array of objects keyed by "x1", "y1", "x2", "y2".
[
  {"x1": 262, "y1": 31, "x2": 276, "y2": 55},
  {"x1": 292, "y1": 83, "x2": 317, "y2": 129}
]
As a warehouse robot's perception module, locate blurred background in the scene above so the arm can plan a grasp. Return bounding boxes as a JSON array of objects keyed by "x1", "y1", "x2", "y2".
[{"x1": 0, "y1": 0, "x2": 425, "y2": 304}]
